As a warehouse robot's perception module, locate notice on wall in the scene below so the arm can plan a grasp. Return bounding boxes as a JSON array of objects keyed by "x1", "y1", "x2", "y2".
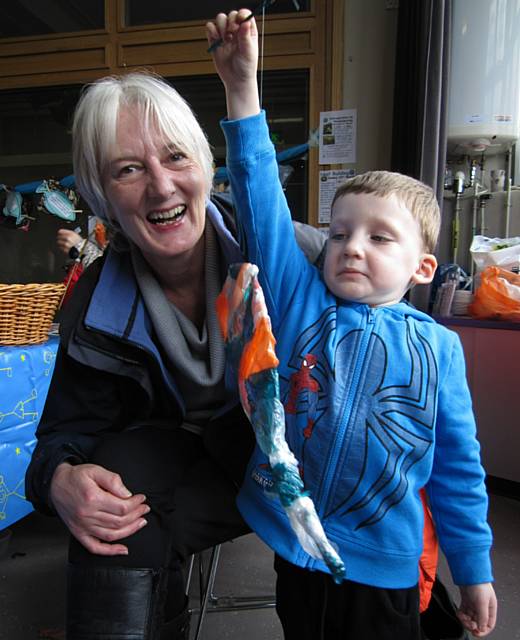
[
  {"x1": 318, "y1": 169, "x2": 356, "y2": 224},
  {"x1": 319, "y1": 109, "x2": 357, "y2": 165}
]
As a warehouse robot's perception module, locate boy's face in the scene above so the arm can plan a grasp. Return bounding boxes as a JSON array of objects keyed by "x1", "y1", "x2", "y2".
[{"x1": 323, "y1": 192, "x2": 437, "y2": 307}]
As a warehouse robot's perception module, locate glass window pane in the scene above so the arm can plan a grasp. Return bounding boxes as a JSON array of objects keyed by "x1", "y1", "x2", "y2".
[
  {"x1": 0, "y1": 85, "x2": 79, "y2": 162},
  {"x1": 0, "y1": 69, "x2": 309, "y2": 284},
  {"x1": 0, "y1": 1, "x2": 105, "y2": 39},
  {"x1": 0, "y1": 84, "x2": 83, "y2": 284},
  {"x1": 125, "y1": 0, "x2": 310, "y2": 27},
  {"x1": 170, "y1": 69, "x2": 309, "y2": 222}
]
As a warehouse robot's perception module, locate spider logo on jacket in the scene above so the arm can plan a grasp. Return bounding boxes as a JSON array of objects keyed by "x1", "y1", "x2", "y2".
[{"x1": 282, "y1": 307, "x2": 437, "y2": 530}]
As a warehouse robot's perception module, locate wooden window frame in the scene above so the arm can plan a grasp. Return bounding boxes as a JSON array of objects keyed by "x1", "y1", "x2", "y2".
[{"x1": 0, "y1": 0, "x2": 343, "y2": 225}]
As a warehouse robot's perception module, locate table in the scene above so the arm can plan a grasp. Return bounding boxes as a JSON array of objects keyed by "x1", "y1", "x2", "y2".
[{"x1": 437, "y1": 316, "x2": 520, "y2": 484}]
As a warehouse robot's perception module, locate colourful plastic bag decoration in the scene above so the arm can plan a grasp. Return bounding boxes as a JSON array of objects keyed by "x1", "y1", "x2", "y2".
[
  {"x1": 94, "y1": 221, "x2": 108, "y2": 249},
  {"x1": 216, "y1": 263, "x2": 346, "y2": 583},
  {"x1": 35, "y1": 180, "x2": 78, "y2": 221},
  {"x1": 469, "y1": 266, "x2": 520, "y2": 322}
]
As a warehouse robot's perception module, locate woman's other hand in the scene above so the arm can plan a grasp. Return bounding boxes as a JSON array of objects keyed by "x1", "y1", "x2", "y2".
[
  {"x1": 56, "y1": 229, "x2": 82, "y2": 255},
  {"x1": 50, "y1": 462, "x2": 150, "y2": 556},
  {"x1": 206, "y1": 10, "x2": 260, "y2": 120}
]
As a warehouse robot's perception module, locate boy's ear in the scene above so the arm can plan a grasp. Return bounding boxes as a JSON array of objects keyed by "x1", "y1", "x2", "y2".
[{"x1": 411, "y1": 253, "x2": 437, "y2": 285}]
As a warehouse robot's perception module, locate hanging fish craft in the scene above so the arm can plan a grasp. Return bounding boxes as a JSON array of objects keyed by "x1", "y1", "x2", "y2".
[
  {"x1": 216, "y1": 262, "x2": 346, "y2": 583},
  {"x1": 0, "y1": 184, "x2": 32, "y2": 229},
  {"x1": 35, "y1": 179, "x2": 80, "y2": 222}
]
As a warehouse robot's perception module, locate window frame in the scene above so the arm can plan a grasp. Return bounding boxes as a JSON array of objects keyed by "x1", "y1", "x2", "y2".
[{"x1": 0, "y1": 0, "x2": 343, "y2": 225}]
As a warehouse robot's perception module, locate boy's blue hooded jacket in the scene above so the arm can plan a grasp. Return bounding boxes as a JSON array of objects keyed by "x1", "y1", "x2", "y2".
[{"x1": 221, "y1": 112, "x2": 493, "y2": 589}]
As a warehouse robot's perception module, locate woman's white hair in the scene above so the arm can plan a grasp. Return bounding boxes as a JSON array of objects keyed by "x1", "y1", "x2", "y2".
[{"x1": 72, "y1": 71, "x2": 214, "y2": 224}]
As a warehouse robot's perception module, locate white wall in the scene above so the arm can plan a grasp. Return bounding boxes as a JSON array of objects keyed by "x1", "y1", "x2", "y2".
[
  {"x1": 341, "y1": 2, "x2": 520, "y2": 281},
  {"x1": 341, "y1": 0, "x2": 399, "y2": 172}
]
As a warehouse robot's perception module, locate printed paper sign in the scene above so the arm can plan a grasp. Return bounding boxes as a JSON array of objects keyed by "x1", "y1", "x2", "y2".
[
  {"x1": 318, "y1": 169, "x2": 356, "y2": 224},
  {"x1": 319, "y1": 109, "x2": 357, "y2": 165}
]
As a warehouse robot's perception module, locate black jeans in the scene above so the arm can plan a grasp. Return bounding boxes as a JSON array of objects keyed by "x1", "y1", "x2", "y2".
[
  {"x1": 274, "y1": 555, "x2": 422, "y2": 640},
  {"x1": 68, "y1": 409, "x2": 254, "y2": 618}
]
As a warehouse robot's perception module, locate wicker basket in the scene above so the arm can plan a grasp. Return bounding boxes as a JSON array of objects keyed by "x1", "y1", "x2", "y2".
[{"x1": 0, "y1": 283, "x2": 66, "y2": 346}]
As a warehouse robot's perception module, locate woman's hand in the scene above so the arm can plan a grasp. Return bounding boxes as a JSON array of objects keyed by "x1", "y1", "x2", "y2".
[
  {"x1": 206, "y1": 10, "x2": 260, "y2": 120},
  {"x1": 457, "y1": 583, "x2": 497, "y2": 637},
  {"x1": 56, "y1": 229, "x2": 82, "y2": 255},
  {"x1": 50, "y1": 462, "x2": 150, "y2": 556}
]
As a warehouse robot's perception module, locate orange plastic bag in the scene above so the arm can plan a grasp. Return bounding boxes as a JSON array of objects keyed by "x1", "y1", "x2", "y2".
[{"x1": 469, "y1": 266, "x2": 520, "y2": 321}]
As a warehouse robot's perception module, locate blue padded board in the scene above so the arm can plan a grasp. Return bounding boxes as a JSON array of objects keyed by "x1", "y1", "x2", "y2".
[{"x1": 0, "y1": 336, "x2": 58, "y2": 529}]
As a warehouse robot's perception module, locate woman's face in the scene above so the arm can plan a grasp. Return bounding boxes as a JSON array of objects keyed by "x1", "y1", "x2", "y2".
[{"x1": 103, "y1": 107, "x2": 207, "y2": 266}]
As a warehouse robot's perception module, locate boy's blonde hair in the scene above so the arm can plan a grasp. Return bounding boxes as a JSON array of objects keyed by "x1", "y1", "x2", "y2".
[{"x1": 331, "y1": 171, "x2": 440, "y2": 253}]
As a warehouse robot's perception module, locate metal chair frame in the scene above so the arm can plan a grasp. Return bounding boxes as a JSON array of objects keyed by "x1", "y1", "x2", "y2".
[{"x1": 186, "y1": 543, "x2": 276, "y2": 640}]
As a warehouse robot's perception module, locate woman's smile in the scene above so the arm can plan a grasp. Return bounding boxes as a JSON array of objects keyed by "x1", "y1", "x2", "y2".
[
  {"x1": 103, "y1": 106, "x2": 207, "y2": 265},
  {"x1": 146, "y1": 204, "x2": 187, "y2": 226}
]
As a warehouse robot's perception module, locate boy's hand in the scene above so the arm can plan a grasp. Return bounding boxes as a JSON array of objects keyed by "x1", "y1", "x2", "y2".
[
  {"x1": 206, "y1": 10, "x2": 260, "y2": 120},
  {"x1": 457, "y1": 583, "x2": 497, "y2": 637}
]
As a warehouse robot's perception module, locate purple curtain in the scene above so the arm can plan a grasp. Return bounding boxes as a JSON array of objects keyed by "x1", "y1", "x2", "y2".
[
  {"x1": 391, "y1": 0, "x2": 452, "y2": 309},
  {"x1": 391, "y1": 0, "x2": 452, "y2": 203}
]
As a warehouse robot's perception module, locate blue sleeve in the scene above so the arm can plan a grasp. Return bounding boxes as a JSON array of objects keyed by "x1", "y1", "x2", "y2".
[
  {"x1": 221, "y1": 111, "x2": 313, "y2": 329},
  {"x1": 427, "y1": 332, "x2": 494, "y2": 585}
]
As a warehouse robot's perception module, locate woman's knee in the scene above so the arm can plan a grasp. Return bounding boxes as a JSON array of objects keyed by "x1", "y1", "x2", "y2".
[{"x1": 90, "y1": 427, "x2": 200, "y2": 492}]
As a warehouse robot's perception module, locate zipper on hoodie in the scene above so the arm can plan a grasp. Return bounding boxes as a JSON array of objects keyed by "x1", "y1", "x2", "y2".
[{"x1": 299, "y1": 305, "x2": 376, "y2": 568}]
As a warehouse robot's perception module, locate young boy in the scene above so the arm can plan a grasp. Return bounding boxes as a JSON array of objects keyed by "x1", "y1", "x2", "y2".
[{"x1": 207, "y1": 11, "x2": 497, "y2": 639}]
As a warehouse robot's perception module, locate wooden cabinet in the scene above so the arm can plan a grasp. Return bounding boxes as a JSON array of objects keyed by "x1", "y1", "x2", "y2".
[{"x1": 444, "y1": 320, "x2": 520, "y2": 483}]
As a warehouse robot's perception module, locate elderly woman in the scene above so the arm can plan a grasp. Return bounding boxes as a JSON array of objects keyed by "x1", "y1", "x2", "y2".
[{"x1": 25, "y1": 72, "x2": 324, "y2": 640}]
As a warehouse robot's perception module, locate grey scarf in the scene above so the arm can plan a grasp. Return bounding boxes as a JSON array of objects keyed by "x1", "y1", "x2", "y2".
[{"x1": 131, "y1": 222, "x2": 226, "y2": 430}]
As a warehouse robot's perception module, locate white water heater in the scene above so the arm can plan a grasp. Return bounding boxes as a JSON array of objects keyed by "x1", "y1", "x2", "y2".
[{"x1": 448, "y1": 0, "x2": 520, "y2": 154}]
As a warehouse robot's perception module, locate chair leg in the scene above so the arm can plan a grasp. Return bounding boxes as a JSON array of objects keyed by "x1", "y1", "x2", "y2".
[
  {"x1": 192, "y1": 544, "x2": 222, "y2": 640},
  {"x1": 185, "y1": 554, "x2": 196, "y2": 596},
  {"x1": 188, "y1": 541, "x2": 276, "y2": 640}
]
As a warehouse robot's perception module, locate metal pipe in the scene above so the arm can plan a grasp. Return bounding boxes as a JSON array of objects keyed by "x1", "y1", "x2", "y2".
[
  {"x1": 470, "y1": 182, "x2": 480, "y2": 280},
  {"x1": 469, "y1": 159, "x2": 477, "y2": 188},
  {"x1": 479, "y1": 194, "x2": 491, "y2": 236},
  {"x1": 453, "y1": 194, "x2": 462, "y2": 264},
  {"x1": 452, "y1": 171, "x2": 465, "y2": 264},
  {"x1": 479, "y1": 198, "x2": 486, "y2": 235},
  {"x1": 505, "y1": 146, "x2": 513, "y2": 237}
]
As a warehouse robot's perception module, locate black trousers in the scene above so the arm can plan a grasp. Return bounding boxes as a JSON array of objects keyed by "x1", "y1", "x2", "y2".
[
  {"x1": 68, "y1": 408, "x2": 254, "y2": 618},
  {"x1": 274, "y1": 555, "x2": 422, "y2": 640}
]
